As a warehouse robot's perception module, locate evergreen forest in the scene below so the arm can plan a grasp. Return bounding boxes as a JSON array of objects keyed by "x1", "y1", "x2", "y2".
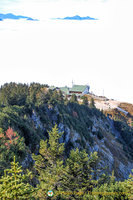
[{"x1": 0, "y1": 82, "x2": 133, "y2": 199}]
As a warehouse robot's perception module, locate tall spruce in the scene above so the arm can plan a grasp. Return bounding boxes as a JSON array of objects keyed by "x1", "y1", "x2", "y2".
[
  {"x1": 70, "y1": 94, "x2": 78, "y2": 103},
  {"x1": 32, "y1": 124, "x2": 65, "y2": 199},
  {"x1": 81, "y1": 96, "x2": 88, "y2": 106},
  {"x1": 91, "y1": 171, "x2": 129, "y2": 200},
  {"x1": 125, "y1": 169, "x2": 133, "y2": 199},
  {"x1": 61, "y1": 149, "x2": 99, "y2": 200},
  {"x1": 89, "y1": 97, "x2": 95, "y2": 108},
  {"x1": 0, "y1": 156, "x2": 35, "y2": 199}
]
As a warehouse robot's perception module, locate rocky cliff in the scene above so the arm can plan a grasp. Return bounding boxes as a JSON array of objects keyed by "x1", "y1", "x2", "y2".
[{"x1": 30, "y1": 102, "x2": 133, "y2": 180}]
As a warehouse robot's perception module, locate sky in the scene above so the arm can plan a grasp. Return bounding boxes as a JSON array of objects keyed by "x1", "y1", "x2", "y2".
[{"x1": 0, "y1": 0, "x2": 133, "y2": 103}]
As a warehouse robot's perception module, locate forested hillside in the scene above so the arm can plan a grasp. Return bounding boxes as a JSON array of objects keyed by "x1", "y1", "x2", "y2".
[{"x1": 0, "y1": 82, "x2": 133, "y2": 199}]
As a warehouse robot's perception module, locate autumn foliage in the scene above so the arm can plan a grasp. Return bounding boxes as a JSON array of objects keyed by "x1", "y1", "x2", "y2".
[
  {"x1": 6, "y1": 127, "x2": 16, "y2": 139},
  {"x1": 0, "y1": 127, "x2": 19, "y2": 149},
  {"x1": 0, "y1": 127, "x2": 26, "y2": 175}
]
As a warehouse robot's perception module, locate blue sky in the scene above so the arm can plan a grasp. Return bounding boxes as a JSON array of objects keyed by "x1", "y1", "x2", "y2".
[{"x1": 0, "y1": 0, "x2": 133, "y2": 103}]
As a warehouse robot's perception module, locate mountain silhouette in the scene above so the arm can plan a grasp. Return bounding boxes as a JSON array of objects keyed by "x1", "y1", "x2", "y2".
[
  {"x1": 0, "y1": 13, "x2": 37, "y2": 21},
  {"x1": 56, "y1": 15, "x2": 97, "y2": 20}
]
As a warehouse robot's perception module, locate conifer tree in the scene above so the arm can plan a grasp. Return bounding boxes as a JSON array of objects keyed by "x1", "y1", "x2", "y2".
[
  {"x1": 81, "y1": 96, "x2": 88, "y2": 106},
  {"x1": 70, "y1": 94, "x2": 78, "y2": 103},
  {"x1": 125, "y1": 169, "x2": 133, "y2": 199},
  {"x1": 90, "y1": 97, "x2": 95, "y2": 108},
  {"x1": 32, "y1": 124, "x2": 65, "y2": 199},
  {"x1": 61, "y1": 149, "x2": 99, "y2": 199},
  {"x1": 58, "y1": 90, "x2": 64, "y2": 104},
  {"x1": 64, "y1": 95, "x2": 69, "y2": 105},
  {"x1": 0, "y1": 156, "x2": 35, "y2": 199},
  {"x1": 91, "y1": 171, "x2": 129, "y2": 200}
]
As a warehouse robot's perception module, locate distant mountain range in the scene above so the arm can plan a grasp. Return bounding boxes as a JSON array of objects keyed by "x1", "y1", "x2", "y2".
[
  {"x1": 0, "y1": 13, "x2": 96, "y2": 21},
  {"x1": 56, "y1": 15, "x2": 97, "y2": 20},
  {"x1": 0, "y1": 13, "x2": 38, "y2": 21}
]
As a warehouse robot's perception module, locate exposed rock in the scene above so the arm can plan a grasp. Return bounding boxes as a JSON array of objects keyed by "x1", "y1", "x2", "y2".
[
  {"x1": 21, "y1": 153, "x2": 33, "y2": 169},
  {"x1": 31, "y1": 110, "x2": 43, "y2": 129},
  {"x1": 64, "y1": 127, "x2": 71, "y2": 143},
  {"x1": 30, "y1": 105, "x2": 133, "y2": 180}
]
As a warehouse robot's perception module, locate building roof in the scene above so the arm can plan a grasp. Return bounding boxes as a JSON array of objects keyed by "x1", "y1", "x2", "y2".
[
  {"x1": 50, "y1": 85, "x2": 89, "y2": 95},
  {"x1": 60, "y1": 87, "x2": 69, "y2": 95},
  {"x1": 70, "y1": 85, "x2": 89, "y2": 92}
]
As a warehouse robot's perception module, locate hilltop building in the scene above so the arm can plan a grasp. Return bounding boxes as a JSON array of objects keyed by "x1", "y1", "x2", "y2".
[
  {"x1": 69, "y1": 85, "x2": 90, "y2": 96},
  {"x1": 50, "y1": 85, "x2": 90, "y2": 97}
]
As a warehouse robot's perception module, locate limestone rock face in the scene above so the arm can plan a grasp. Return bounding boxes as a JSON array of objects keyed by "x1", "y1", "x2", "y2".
[
  {"x1": 31, "y1": 110, "x2": 43, "y2": 130},
  {"x1": 30, "y1": 105, "x2": 133, "y2": 180}
]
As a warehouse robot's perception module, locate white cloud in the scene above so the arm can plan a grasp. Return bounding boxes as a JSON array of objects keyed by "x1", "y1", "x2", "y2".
[{"x1": 0, "y1": 0, "x2": 133, "y2": 103}]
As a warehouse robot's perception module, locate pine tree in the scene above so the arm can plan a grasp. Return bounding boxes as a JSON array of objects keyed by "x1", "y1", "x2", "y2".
[
  {"x1": 90, "y1": 97, "x2": 95, "y2": 108},
  {"x1": 58, "y1": 90, "x2": 64, "y2": 104},
  {"x1": 0, "y1": 156, "x2": 35, "y2": 199},
  {"x1": 70, "y1": 94, "x2": 78, "y2": 103},
  {"x1": 81, "y1": 96, "x2": 88, "y2": 106},
  {"x1": 32, "y1": 124, "x2": 65, "y2": 199},
  {"x1": 64, "y1": 95, "x2": 69, "y2": 105},
  {"x1": 124, "y1": 169, "x2": 133, "y2": 199},
  {"x1": 61, "y1": 149, "x2": 99, "y2": 200},
  {"x1": 92, "y1": 171, "x2": 129, "y2": 200}
]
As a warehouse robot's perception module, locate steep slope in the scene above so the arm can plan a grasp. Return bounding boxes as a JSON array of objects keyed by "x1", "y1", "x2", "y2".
[{"x1": 0, "y1": 83, "x2": 133, "y2": 180}]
